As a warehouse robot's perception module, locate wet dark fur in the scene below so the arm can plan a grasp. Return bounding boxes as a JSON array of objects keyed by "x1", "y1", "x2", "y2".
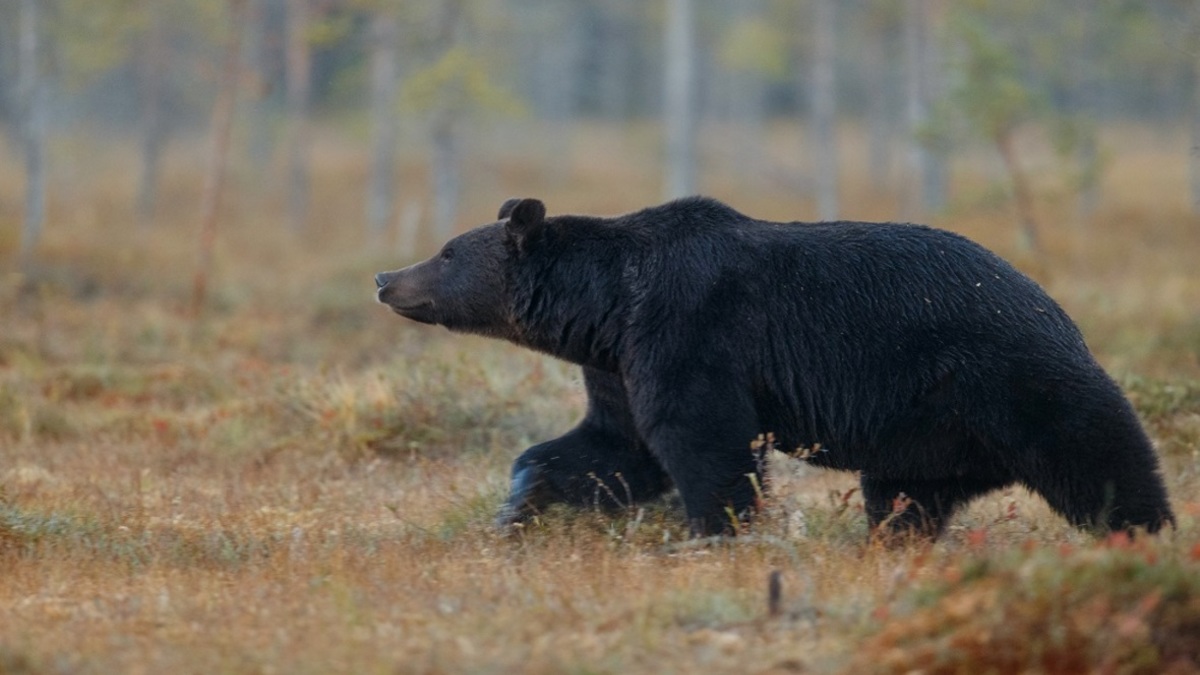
[{"x1": 376, "y1": 197, "x2": 1175, "y2": 537}]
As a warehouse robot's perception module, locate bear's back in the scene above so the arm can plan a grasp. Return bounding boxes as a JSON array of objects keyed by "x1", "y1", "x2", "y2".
[
  {"x1": 606, "y1": 200, "x2": 1092, "y2": 405},
  {"x1": 615, "y1": 200, "x2": 1077, "y2": 343}
]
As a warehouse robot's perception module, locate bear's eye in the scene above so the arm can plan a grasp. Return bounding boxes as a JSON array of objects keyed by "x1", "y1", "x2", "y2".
[{"x1": 440, "y1": 248, "x2": 455, "y2": 262}]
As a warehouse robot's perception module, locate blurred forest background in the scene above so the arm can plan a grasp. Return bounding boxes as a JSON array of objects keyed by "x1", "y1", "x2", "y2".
[
  {"x1": 3, "y1": 2, "x2": 1200, "y2": 672},
  {"x1": 1, "y1": 0, "x2": 1199, "y2": 273}
]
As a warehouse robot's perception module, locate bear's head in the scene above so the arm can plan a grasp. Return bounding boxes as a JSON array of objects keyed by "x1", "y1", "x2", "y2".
[{"x1": 374, "y1": 198, "x2": 547, "y2": 339}]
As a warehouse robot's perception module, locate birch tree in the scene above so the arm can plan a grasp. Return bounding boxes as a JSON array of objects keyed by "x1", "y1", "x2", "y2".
[
  {"x1": 415, "y1": 0, "x2": 465, "y2": 243},
  {"x1": 1067, "y1": 0, "x2": 1101, "y2": 218},
  {"x1": 864, "y1": 1, "x2": 900, "y2": 193},
  {"x1": 53, "y1": 0, "x2": 225, "y2": 234},
  {"x1": 284, "y1": 0, "x2": 312, "y2": 234},
  {"x1": 945, "y1": 10, "x2": 1042, "y2": 251},
  {"x1": 663, "y1": 0, "x2": 697, "y2": 200},
  {"x1": 1190, "y1": 2, "x2": 1200, "y2": 213},
  {"x1": 136, "y1": 1, "x2": 169, "y2": 228},
  {"x1": 517, "y1": 1, "x2": 581, "y2": 182},
  {"x1": 810, "y1": 0, "x2": 838, "y2": 220},
  {"x1": 367, "y1": 4, "x2": 400, "y2": 246},
  {"x1": 401, "y1": 2, "x2": 521, "y2": 243},
  {"x1": 903, "y1": 0, "x2": 946, "y2": 215},
  {"x1": 193, "y1": 0, "x2": 247, "y2": 316},
  {"x1": 17, "y1": 0, "x2": 47, "y2": 270},
  {"x1": 244, "y1": 0, "x2": 276, "y2": 168},
  {"x1": 718, "y1": 0, "x2": 785, "y2": 184}
]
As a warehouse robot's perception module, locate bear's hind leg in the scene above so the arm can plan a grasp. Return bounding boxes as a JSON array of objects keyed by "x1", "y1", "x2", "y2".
[
  {"x1": 862, "y1": 475, "x2": 1011, "y2": 541},
  {"x1": 1009, "y1": 384, "x2": 1175, "y2": 535},
  {"x1": 1017, "y1": 447, "x2": 1174, "y2": 535},
  {"x1": 495, "y1": 425, "x2": 671, "y2": 528}
]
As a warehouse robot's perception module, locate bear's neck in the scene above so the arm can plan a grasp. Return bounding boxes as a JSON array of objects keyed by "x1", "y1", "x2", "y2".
[{"x1": 507, "y1": 247, "x2": 627, "y2": 371}]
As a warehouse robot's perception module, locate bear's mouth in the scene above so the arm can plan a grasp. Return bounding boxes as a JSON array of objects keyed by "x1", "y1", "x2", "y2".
[
  {"x1": 376, "y1": 288, "x2": 437, "y2": 324},
  {"x1": 389, "y1": 302, "x2": 436, "y2": 325}
]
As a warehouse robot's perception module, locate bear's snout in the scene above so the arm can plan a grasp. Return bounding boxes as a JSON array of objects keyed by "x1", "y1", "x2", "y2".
[
  {"x1": 373, "y1": 270, "x2": 401, "y2": 306},
  {"x1": 374, "y1": 267, "x2": 439, "y2": 325}
]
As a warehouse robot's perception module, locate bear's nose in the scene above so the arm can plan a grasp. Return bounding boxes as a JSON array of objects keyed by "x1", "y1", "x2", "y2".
[{"x1": 374, "y1": 273, "x2": 389, "y2": 289}]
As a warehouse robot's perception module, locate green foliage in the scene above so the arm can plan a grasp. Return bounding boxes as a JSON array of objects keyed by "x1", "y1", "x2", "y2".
[
  {"x1": 936, "y1": 3, "x2": 1127, "y2": 164},
  {"x1": 1122, "y1": 376, "x2": 1200, "y2": 423},
  {"x1": 1050, "y1": 113, "x2": 1108, "y2": 191},
  {"x1": 718, "y1": 17, "x2": 788, "y2": 79},
  {"x1": 307, "y1": 11, "x2": 355, "y2": 49},
  {"x1": 47, "y1": 0, "x2": 233, "y2": 89},
  {"x1": 0, "y1": 501, "x2": 280, "y2": 569},
  {"x1": 0, "y1": 503, "x2": 104, "y2": 548},
  {"x1": 50, "y1": 0, "x2": 145, "y2": 87},
  {"x1": 944, "y1": 11, "x2": 1040, "y2": 143},
  {"x1": 400, "y1": 46, "x2": 525, "y2": 119},
  {"x1": 659, "y1": 590, "x2": 757, "y2": 630},
  {"x1": 1121, "y1": 376, "x2": 1200, "y2": 459}
]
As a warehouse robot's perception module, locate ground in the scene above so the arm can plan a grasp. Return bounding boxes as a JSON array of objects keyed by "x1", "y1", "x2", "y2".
[{"x1": 1, "y1": 123, "x2": 1198, "y2": 673}]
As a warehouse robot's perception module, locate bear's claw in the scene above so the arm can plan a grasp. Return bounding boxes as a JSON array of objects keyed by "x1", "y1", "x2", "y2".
[{"x1": 494, "y1": 465, "x2": 551, "y2": 531}]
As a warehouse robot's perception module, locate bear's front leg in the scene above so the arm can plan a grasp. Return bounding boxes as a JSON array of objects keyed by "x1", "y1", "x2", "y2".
[
  {"x1": 495, "y1": 368, "x2": 671, "y2": 529},
  {"x1": 626, "y1": 371, "x2": 764, "y2": 537}
]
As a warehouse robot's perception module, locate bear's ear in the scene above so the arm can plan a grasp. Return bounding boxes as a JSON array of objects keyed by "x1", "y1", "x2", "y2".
[
  {"x1": 497, "y1": 198, "x2": 521, "y2": 220},
  {"x1": 504, "y1": 198, "x2": 547, "y2": 253}
]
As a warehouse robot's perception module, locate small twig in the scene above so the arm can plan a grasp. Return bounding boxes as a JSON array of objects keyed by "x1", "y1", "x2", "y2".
[
  {"x1": 768, "y1": 570, "x2": 783, "y2": 618},
  {"x1": 615, "y1": 472, "x2": 633, "y2": 511},
  {"x1": 588, "y1": 472, "x2": 628, "y2": 511}
]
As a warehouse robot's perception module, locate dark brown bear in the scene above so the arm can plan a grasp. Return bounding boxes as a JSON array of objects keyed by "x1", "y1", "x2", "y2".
[{"x1": 375, "y1": 197, "x2": 1174, "y2": 538}]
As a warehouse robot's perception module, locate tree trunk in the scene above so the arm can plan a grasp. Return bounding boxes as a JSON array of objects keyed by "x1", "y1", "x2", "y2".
[
  {"x1": 663, "y1": 0, "x2": 697, "y2": 199},
  {"x1": 430, "y1": 119, "x2": 461, "y2": 243},
  {"x1": 137, "y1": 3, "x2": 169, "y2": 230},
  {"x1": 902, "y1": 0, "x2": 945, "y2": 216},
  {"x1": 919, "y1": 3, "x2": 947, "y2": 212},
  {"x1": 726, "y1": 0, "x2": 764, "y2": 184},
  {"x1": 1072, "y1": 0, "x2": 1099, "y2": 219},
  {"x1": 193, "y1": 0, "x2": 246, "y2": 317},
  {"x1": 284, "y1": 0, "x2": 312, "y2": 234},
  {"x1": 1191, "y1": 36, "x2": 1200, "y2": 214},
  {"x1": 245, "y1": 0, "x2": 275, "y2": 169},
  {"x1": 995, "y1": 129, "x2": 1039, "y2": 253},
  {"x1": 902, "y1": 0, "x2": 926, "y2": 217},
  {"x1": 367, "y1": 9, "x2": 400, "y2": 247},
  {"x1": 1078, "y1": 132, "x2": 1099, "y2": 217},
  {"x1": 811, "y1": 0, "x2": 839, "y2": 221},
  {"x1": 427, "y1": 1, "x2": 465, "y2": 244},
  {"x1": 530, "y1": 3, "x2": 578, "y2": 183},
  {"x1": 17, "y1": 0, "x2": 46, "y2": 271},
  {"x1": 597, "y1": 0, "x2": 633, "y2": 121},
  {"x1": 864, "y1": 8, "x2": 892, "y2": 193}
]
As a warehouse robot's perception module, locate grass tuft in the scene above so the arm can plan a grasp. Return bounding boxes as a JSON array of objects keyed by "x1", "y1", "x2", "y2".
[{"x1": 848, "y1": 540, "x2": 1200, "y2": 674}]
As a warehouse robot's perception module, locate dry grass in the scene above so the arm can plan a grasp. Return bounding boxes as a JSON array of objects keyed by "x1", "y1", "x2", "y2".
[{"x1": 0, "y1": 121, "x2": 1198, "y2": 673}]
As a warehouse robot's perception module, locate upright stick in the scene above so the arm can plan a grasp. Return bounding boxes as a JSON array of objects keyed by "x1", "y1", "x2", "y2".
[{"x1": 192, "y1": 0, "x2": 246, "y2": 318}]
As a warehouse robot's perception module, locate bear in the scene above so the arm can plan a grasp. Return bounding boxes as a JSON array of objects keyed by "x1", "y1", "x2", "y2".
[{"x1": 375, "y1": 196, "x2": 1175, "y2": 538}]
